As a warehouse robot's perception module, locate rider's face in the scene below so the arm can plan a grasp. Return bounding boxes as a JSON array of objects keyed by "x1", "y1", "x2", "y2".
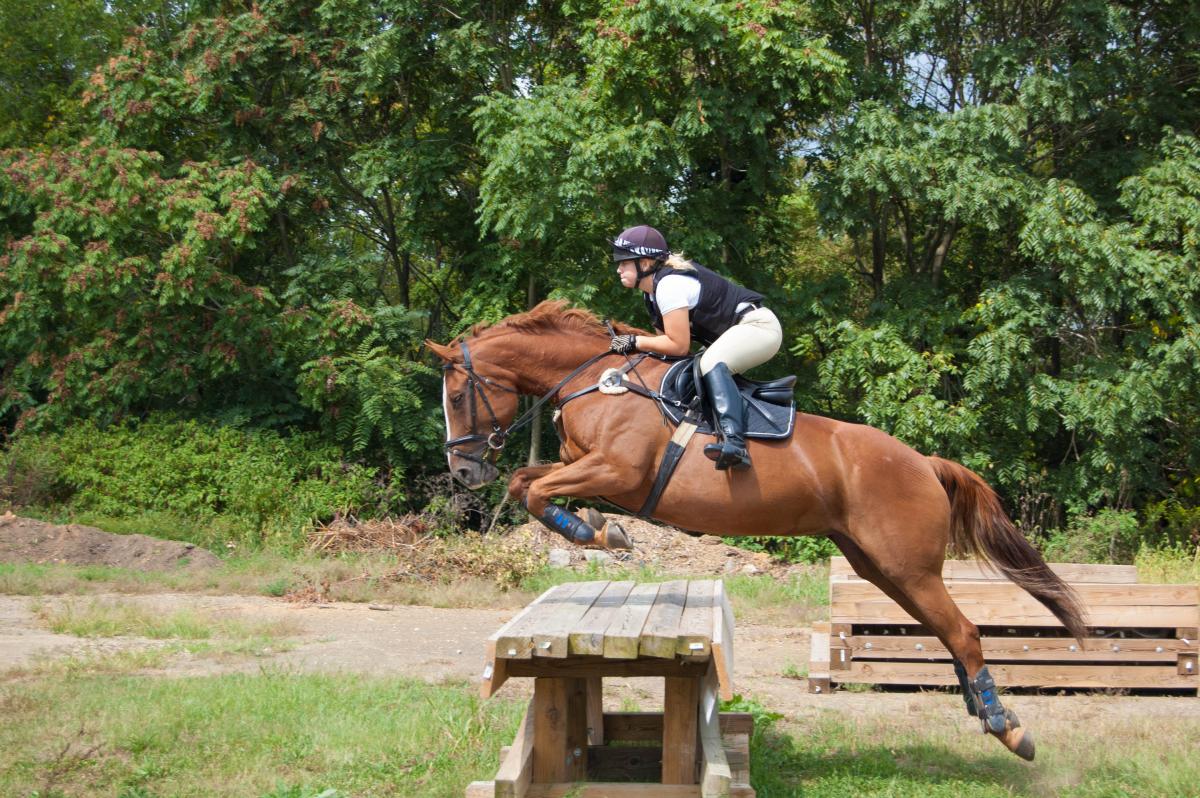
[{"x1": 616, "y1": 260, "x2": 639, "y2": 289}]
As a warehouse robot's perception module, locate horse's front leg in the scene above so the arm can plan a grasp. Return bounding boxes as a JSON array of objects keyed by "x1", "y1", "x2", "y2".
[
  {"x1": 507, "y1": 463, "x2": 563, "y2": 504},
  {"x1": 523, "y1": 451, "x2": 643, "y2": 550}
]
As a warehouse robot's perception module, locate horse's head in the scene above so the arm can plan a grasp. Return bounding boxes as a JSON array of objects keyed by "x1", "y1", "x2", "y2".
[{"x1": 426, "y1": 337, "x2": 521, "y2": 489}]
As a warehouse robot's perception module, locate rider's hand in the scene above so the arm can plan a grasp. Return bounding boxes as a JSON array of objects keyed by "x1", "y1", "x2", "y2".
[{"x1": 610, "y1": 334, "x2": 638, "y2": 354}]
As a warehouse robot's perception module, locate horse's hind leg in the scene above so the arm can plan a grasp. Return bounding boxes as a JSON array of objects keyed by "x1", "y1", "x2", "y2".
[{"x1": 844, "y1": 524, "x2": 1036, "y2": 761}]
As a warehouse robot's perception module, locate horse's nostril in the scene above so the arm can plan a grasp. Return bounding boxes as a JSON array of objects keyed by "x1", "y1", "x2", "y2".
[{"x1": 454, "y1": 466, "x2": 472, "y2": 482}]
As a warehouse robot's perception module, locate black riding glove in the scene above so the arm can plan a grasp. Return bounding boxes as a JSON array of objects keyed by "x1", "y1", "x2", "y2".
[{"x1": 610, "y1": 334, "x2": 638, "y2": 354}]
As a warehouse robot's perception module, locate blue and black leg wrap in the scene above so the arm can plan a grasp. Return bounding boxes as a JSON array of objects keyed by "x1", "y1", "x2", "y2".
[
  {"x1": 953, "y1": 659, "x2": 978, "y2": 716},
  {"x1": 526, "y1": 500, "x2": 596, "y2": 545},
  {"x1": 968, "y1": 665, "x2": 1014, "y2": 735}
]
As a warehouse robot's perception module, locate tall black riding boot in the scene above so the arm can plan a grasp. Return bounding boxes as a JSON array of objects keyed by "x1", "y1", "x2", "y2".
[{"x1": 701, "y1": 363, "x2": 751, "y2": 470}]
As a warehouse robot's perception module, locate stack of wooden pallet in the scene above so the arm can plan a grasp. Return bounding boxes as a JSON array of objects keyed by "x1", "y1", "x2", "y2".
[{"x1": 810, "y1": 557, "x2": 1199, "y2": 694}]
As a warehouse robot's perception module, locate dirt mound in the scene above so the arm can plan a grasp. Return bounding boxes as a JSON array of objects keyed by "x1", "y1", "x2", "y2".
[
  {"x1": 516, "y1": 510, "x2": 787, "y2": 577},
  {"x1": 312, "y1": 509, "x2": 785, "y2": 580},
  {"x1": 0, "y1": 512, "x2": 220, "y2": 572}
]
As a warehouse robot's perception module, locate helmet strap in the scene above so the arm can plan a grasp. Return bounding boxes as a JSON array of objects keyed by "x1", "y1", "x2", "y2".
[{"x1": 634, "y1": 259, "x2": 660, "y2": 282}]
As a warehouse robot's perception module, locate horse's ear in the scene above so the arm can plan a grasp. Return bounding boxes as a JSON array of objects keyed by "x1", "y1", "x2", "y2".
[{"x1": 425, "y1": 340, "x2": 457, "y2": 363}]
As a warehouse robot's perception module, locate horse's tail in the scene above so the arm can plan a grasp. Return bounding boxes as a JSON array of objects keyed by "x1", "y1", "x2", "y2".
[{"x1": 928, "y1": 456, "x2": 1088, "y2": 642}]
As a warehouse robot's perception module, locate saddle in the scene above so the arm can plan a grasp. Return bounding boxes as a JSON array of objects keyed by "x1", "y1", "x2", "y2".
[{"x1": 658, "y1": 357, "x2": 796, "y2": 440}]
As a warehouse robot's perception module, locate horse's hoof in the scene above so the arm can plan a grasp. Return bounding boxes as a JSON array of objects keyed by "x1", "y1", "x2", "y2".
[
  {"x1": 997, "y1": 726, "x2": 1035, "y2": 761},
  {"x1": 598, "y1": 521, "x2": 632, "y2": 550},
  {"x1": 579, "y1": 507, "x2": 607, "y2": 530}
]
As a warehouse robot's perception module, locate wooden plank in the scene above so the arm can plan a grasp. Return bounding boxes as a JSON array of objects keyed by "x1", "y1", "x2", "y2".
[
  {"x1": 483, "y1": 585, "x2": 565, "y2": 697},
  {"x1": 1179, "y1": 653, "x2": 1197, "y2": 677},
  {"x1": 525, "y1": 785, "x2": 707, "y2": 797},
  {"x1": 586, "y1": 677, "x2": 604, "y2": 746},
  {"x1": 698, "y1": 665, "x2": 731, "y2": 798},
  {"x1": 570, "y1": 581, "x2": 636, "y2": 656},
  {"x1": 847, "y1": 635, "x2": 1194, "y2": 662},
  {"x1": 495, "y1": 701, "x2": 535, "y2": 798},
  {"x1": 710, "y1": 581, "x2": 735, "y2": 701},
  {"x1": 641, "y1": 580, "x2": 690, "y2": 659},
  {"x1": 586, "y1": 745, "x2": 663, "y2": 782},
  {"x1": 830, "y1": 556, "x2": 1139, "y2": 583},
  {"x1": 837, "y1": 660, "x2": 1198, "y2": 689},
  {"x1": 602, "y1": 712, "x2": 753, "y2": 743},
  {"x1": 676, "y1": 580, "x2": 717, "y2": 658},
  {"x1": 831, "y1": 581, "x2": 1200, "y2": 628},
  {"x1": 663, "y1": 676, "x2": 699, "y2": 784},
  {"x1": 604, "y1": 582, "x2": 661, "y2": 659},
  {"x1": 532, "y1": 678, "x2": 588, "y2": 782},
  {"x1": 465, "y1": 781, "x2": 495, "y2": 798},
  {"x1": 532, "y1": 581, "x2": 610, "y2": 658},
  {"x1": 507, "y1": 657, "x2": 709, "y2": 680},
  {"x1": 495, "y1": 583, "x2": 581, "y2": 661}
]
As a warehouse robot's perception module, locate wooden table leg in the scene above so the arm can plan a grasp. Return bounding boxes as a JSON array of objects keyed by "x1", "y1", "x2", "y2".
[
  {"x1": 585, "y1": 676, "x2": 604, "y2": 746},
  {"x1": 662, "y1": 675, "x2": 699, "y2": 784},
  {"x1": 532, "y1": 677, "x2": 588, "y2": 782}
]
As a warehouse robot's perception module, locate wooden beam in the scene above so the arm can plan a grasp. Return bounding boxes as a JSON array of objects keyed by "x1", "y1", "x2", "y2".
[
  {"x1": 586, "y1": 677, "x2": 604, "y2": 746},
  {"x1": 496, "y1": 584, "x2": 581, "y2": 661},
  {"x1": 845, "y1": 635, "x2": 1194, "y2": 662},
  {"x1": 710, "y1": 581, "x2": 735, "y2": 701},
  {"x1": 603, "y1": 582, "x2": 661, "y2": 659},
  {"x1": 570, "y1": 581, "x2": 636, "y2": 656},
  {"x1": 641, "y1": 580, "x2": 690, "y2": 659},
  {"x1": 507, "y1": 657, "x2": 709, "y2": 680},
  {"x1": 698, "y1": 665, "x2": 732, "y2": 798},
  {"x1": 676, "y1": 580, "x2": 717, "y2": 658},
  {"x1": 830, "y1": 556, "x2": 1139, "y2": 583},
  {"x1": 838, "y1": 660, "x2": 1198, "y2": 689},
  {"x1": 532, "y1": 678, "x2": 588, "y2": 782},
  {"x1": 602, "y1": 712, "x2": 754, "y2": 743},
  {"x1": 482, "y1": 586, "x2": 564, "y2": 697},
  {"x1": 663, "y1": 676, "x2": 699, "y2": 784},
  {"x1": 831, "y1": 582, "x2": 1200, "y2": 628},
  {"x1": 495, "y1": 701, "x2": 535, "y2": 798}
]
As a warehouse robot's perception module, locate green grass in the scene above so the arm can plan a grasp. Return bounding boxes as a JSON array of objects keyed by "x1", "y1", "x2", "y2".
[
  {"x1": 34, "y1": 597, "x2": 299, "y2": 643},
  {"x1": 4, "y1": 672, "x2": 1196, "y2": 798},
  {"x1": 0, "y1": 672, "x2": 524, "y2": 798}
]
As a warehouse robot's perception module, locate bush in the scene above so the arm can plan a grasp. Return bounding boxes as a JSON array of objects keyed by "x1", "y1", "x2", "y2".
[
  {"x1": 0, "y1": 415, "x2": 379, "y2": 549},
  {"x1": 1040, "y1": 509, "x2": 1142, "y2": 563},
  {"x1": 734, "y1": 534, "x2": 839, "y2": 564}
]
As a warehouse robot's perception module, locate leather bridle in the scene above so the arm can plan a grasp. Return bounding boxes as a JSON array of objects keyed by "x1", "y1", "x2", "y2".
[{"x1": 442, "y1": 339, "x2": 616, "y2": 466}]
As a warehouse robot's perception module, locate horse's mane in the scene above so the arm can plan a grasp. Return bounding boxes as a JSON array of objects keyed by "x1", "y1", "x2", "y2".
[{"x1": 462, "y1": 300, "x2": 644, "y2": 342}]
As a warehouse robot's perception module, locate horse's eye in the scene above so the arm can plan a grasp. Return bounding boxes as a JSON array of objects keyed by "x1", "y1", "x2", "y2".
[{"x1": 451, "y1": 393, "x2": 464, "y2": 407}]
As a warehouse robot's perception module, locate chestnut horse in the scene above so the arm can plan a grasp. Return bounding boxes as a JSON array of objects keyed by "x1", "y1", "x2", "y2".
[{"x1": 428, "y1": 300, "x2": 1086, "y2": 761}]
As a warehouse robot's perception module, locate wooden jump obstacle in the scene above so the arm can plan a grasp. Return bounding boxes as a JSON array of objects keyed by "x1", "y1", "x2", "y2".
[
  {"x1": 466, "y1": 579, "x2": 755, "y2": 798},
  {"x1": 810, "y1": 557, "x2": 1199, "y2": 694}
]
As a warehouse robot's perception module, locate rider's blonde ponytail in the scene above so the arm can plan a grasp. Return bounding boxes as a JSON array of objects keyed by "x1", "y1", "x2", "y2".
[{"x1": 664, "y1": 253, "x2": 695, "y2": 271}]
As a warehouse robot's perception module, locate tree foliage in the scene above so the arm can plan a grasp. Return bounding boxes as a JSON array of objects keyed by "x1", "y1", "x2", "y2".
[{"x1": 1, "y1": 0, "x2": 1199, "y2": 538}]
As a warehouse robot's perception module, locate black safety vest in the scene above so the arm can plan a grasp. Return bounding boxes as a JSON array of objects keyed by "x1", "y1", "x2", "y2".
[{"x1": 643, "y1": 262, "x2": 764, "y2": 347}]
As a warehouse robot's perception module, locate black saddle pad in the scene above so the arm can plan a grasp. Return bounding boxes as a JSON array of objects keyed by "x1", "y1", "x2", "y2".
[{"x1": 658, "y1": 358, "x2": 796, "y2": 440}]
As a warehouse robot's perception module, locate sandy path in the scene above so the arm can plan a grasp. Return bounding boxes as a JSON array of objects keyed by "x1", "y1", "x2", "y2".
[{"x1": 3, "y1": 593, "x2": 1195, "y2": 735}]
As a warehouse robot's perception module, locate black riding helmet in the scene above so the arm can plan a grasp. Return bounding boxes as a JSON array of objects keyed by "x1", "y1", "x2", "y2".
[{"x1": 612, "y1": 225, "x2": 669, "y2": 281}]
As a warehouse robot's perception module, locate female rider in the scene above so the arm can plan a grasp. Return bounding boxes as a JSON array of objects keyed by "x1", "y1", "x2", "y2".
[{"x1": 608, "y1": 225, "x2": 782, "y2": 470}]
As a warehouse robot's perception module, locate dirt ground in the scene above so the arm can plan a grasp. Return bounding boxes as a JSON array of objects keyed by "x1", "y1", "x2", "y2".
[{"x1": 0, "y1": 511, "x2": 220, "y2": 571}]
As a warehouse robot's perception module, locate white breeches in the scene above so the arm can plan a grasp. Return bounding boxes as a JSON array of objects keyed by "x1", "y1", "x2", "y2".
[{"x1": 698, "y1": 307, "x2": 783, "y2": 376}]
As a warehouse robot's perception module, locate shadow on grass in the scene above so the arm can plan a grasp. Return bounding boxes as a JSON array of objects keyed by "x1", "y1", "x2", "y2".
[{"x1": 750, "y1": 722, "x2": 1035, "y2": 798}]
